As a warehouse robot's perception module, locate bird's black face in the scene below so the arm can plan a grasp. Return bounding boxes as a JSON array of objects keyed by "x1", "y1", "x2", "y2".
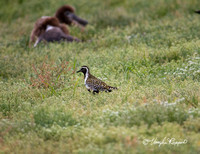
[
  {"x1": 76, "y1": 66, "x2": 89, "y2": 75},
  {"x1": 64, "y1": 11, "x2": 88, "y2": 26}
]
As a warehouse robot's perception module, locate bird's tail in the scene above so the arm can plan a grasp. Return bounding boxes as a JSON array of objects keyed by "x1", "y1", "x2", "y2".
[{"x1": 108, "y1": 86, "x2": 118, "y2": 90}]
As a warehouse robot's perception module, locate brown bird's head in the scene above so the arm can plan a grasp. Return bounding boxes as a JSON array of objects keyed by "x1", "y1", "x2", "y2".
[{"x1": 55, "y1": 5, "x2": 88, "y2": 27}]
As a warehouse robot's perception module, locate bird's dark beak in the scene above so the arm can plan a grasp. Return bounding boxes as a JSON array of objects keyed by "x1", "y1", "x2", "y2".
[
  {"x1": 76, "y1": 69, "x2": 81, "y2": 73},
  {"x1": 65, "y1": 11, "x2": 88, "y2": 26},
  {"x1": 194, "y1": 10, "x2": 200, "y2": 14}
]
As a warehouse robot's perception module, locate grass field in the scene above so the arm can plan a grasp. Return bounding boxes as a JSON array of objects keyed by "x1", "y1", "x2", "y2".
[{"x1": 0, "y1": 0, "x2": 200, "y2": 153}]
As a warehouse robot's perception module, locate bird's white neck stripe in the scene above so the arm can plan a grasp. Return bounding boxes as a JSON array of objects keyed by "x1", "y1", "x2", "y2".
[{"x1": 84, "y1": 67, "x2": 89, "y2": 85}]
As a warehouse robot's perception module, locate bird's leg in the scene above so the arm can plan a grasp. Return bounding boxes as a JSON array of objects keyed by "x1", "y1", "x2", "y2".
[
  {"x1": 93, "y1": 90, "x2": 99, "y2": 95},
  {"x1": 105, "y1": 89, "x2": 112, "y2": 92},
  {"x1": 87, "y1": 89, "x2": 91, "y2": 92}
]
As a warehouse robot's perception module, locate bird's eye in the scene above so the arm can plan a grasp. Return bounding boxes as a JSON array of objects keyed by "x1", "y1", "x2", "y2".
[{"x1": 65, "y1": 11, "x2": 71, "y2": 16}]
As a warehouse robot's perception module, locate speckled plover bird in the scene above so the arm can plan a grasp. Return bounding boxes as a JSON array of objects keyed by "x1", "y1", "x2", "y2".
[{"x1": 77, "y1": 66, "x2": 117, "y2": 94}]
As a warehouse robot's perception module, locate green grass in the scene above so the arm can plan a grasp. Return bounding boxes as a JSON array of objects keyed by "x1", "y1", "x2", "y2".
[{"x1": 0, "y1": 0, "x2": 200, "y2": 153}]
